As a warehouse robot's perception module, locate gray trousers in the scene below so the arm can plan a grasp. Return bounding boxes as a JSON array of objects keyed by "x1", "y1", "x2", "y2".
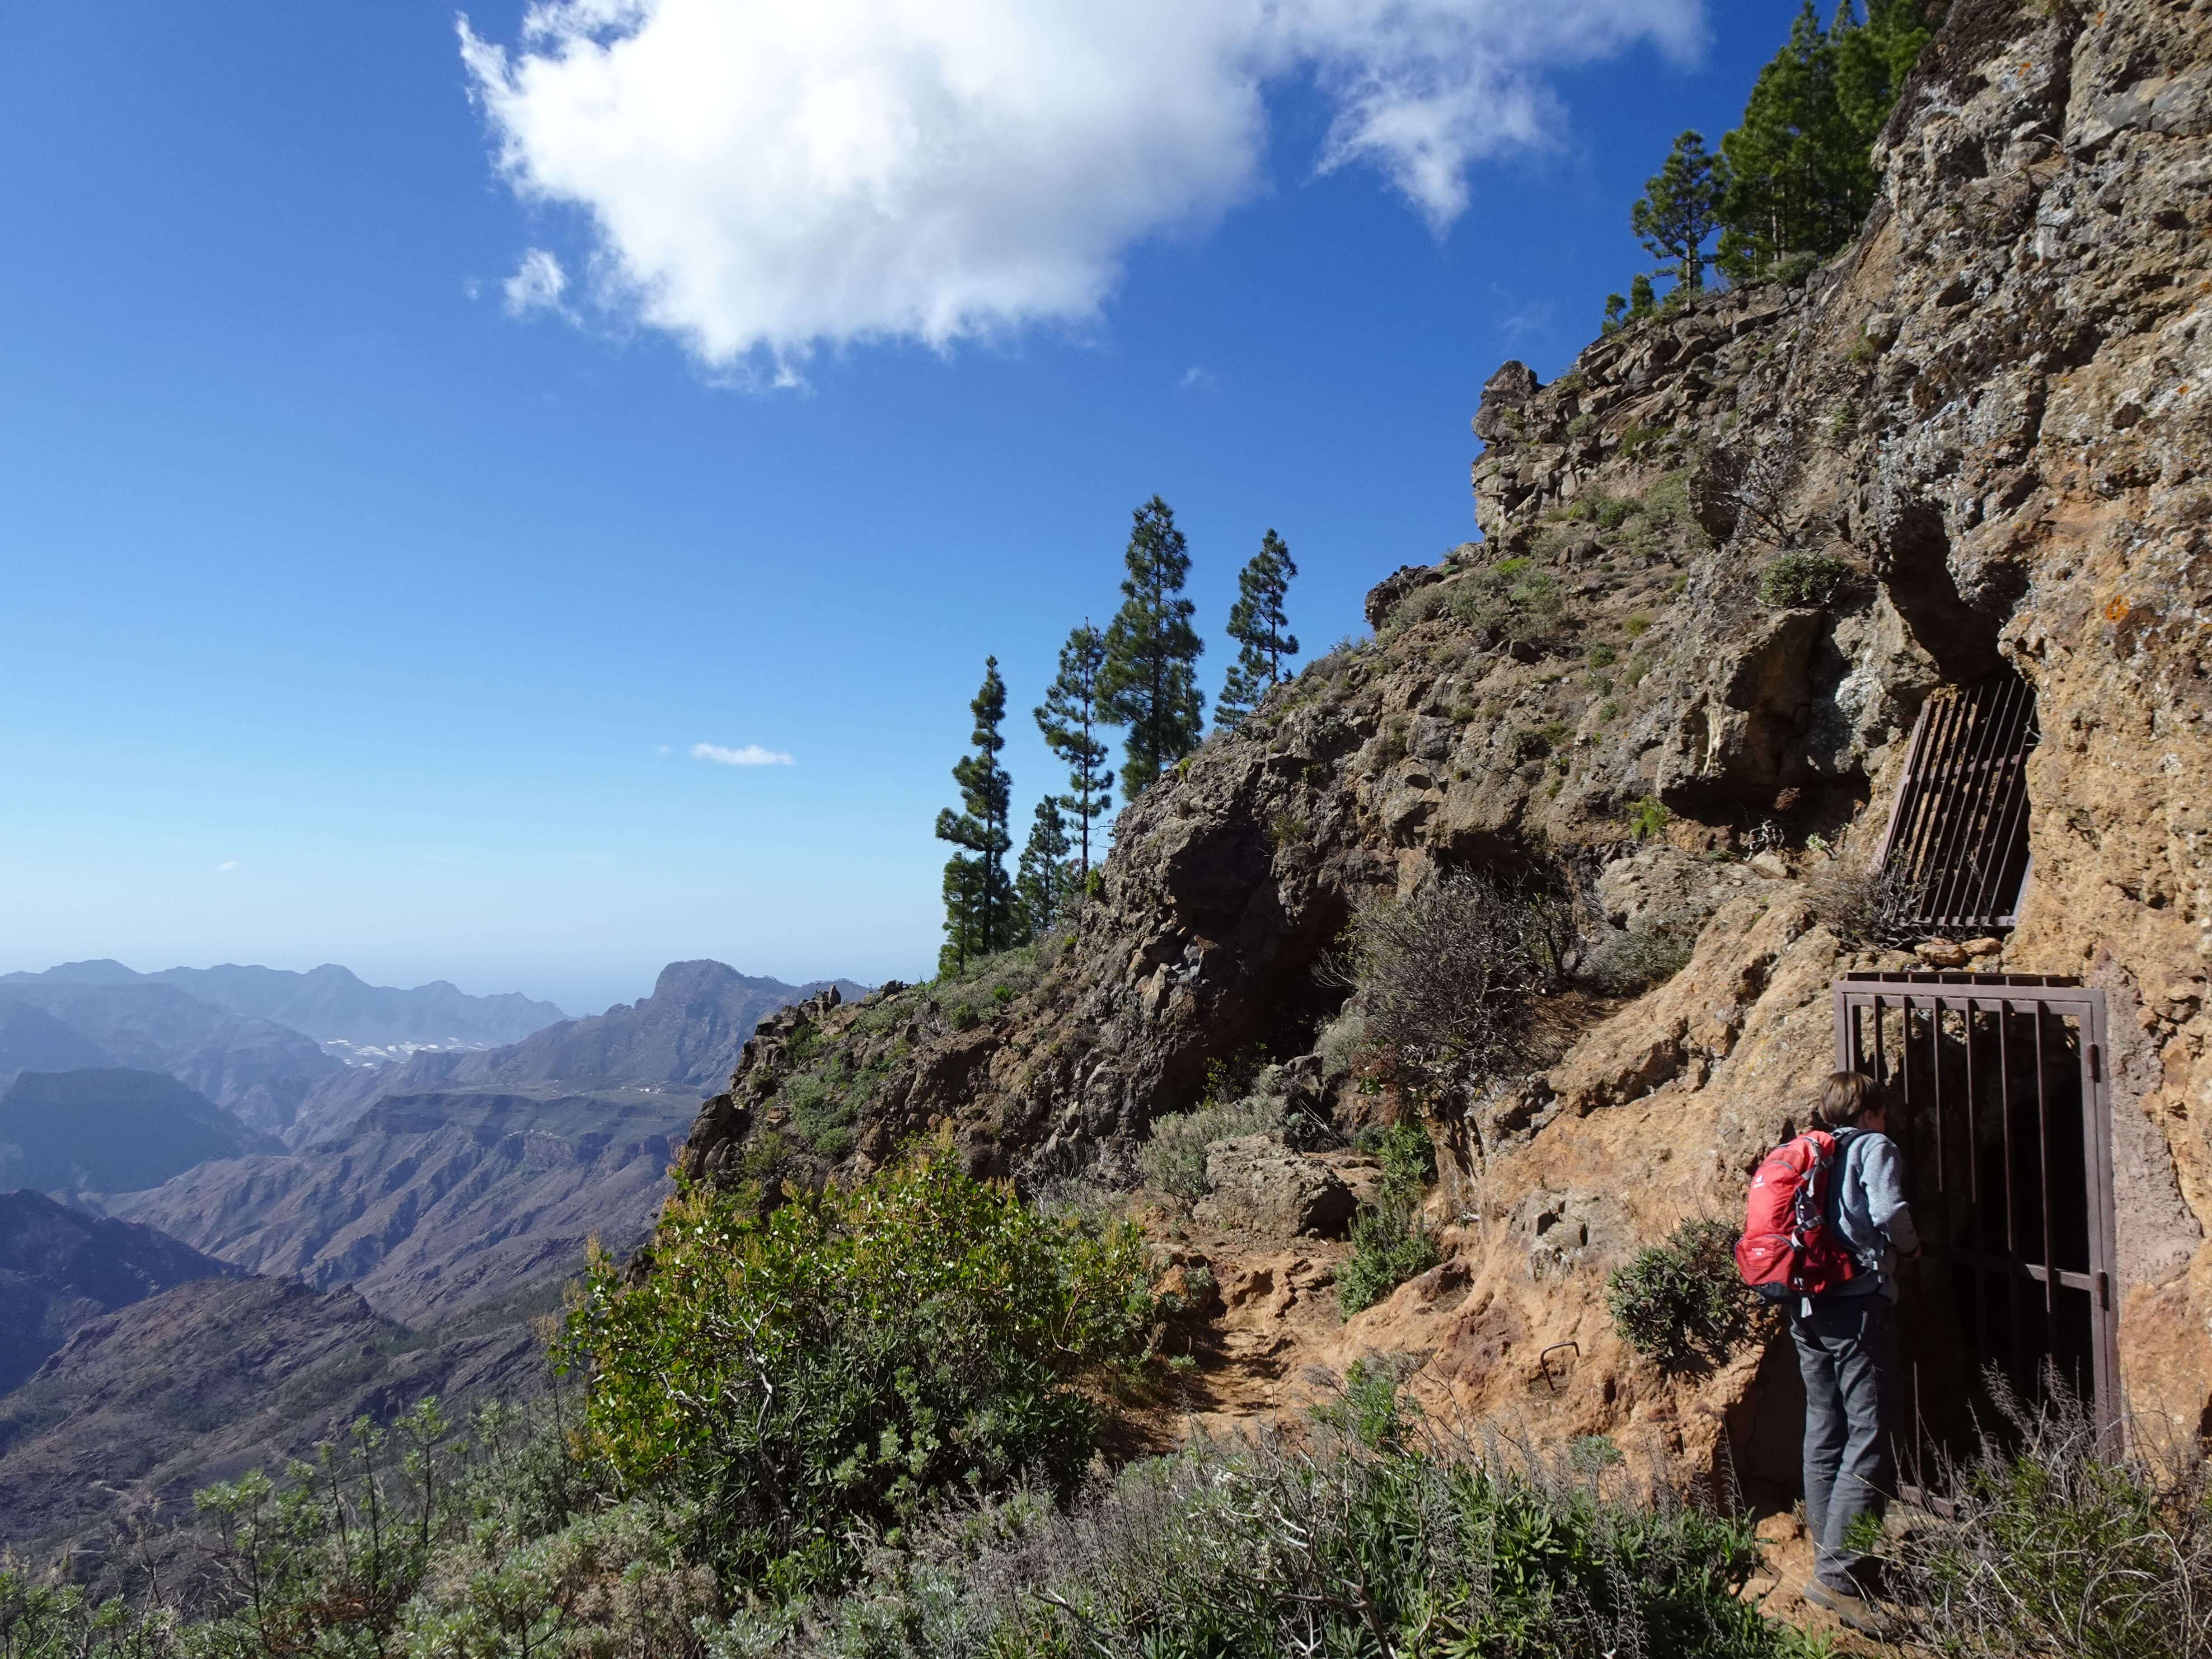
[{"x1": 1791, "y1": 1294, "x2": 1899, "y2": 1590}]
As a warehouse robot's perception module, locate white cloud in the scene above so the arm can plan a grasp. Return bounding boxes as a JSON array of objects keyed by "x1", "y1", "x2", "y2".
[
  {"x1": 691, "y1": 741, "x2": 795, "y2": 767},
  {"x1": 1179, "y1": 364, "x2": 1218, "y2": 391},
  {"x1": 216, "y1": 860, "x2": 240, "y2": 873},
  {"x1": 503, "y1": 247, "x2": 572, "y2": 318},
  {"x1": 458, "y1": 0, "x2": 1700, "y2": 375}
]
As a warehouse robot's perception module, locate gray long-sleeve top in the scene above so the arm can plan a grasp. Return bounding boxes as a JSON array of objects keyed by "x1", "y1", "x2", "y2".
[{"x1": 1826, "y1": 1128, "x2": 1921, "y2": 1301}]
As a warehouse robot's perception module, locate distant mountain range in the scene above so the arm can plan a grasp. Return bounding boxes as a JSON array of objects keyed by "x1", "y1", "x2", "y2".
[
  {"x1": 3, "y1": 961, "x2": 566, "y2": 1050},
  {"x1": 0, "y1": 956, "x2": 871, "y2": 1555},
  {"x1": 0, "y1": 1069, "x2": 282, "y2": 1195},
  {"x1": 123, "y1": 962, "x2": 872, "y2": 1321},
  {"x1": 285, "y1": 959, "x2": 870, "y2": 1146},
  {"x1": 0, "y1": 980, "x2": 342, "y2": 1135},
  {"x1": 0, "y1": 1191, "x2": 240, "y2": 1393}
]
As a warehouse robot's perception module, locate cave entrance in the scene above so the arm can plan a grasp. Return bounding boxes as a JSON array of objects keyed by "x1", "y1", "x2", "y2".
[
  {"x1": 1875, "y1": 668, "x2": 2039, "y2": 937},
  {"x1": 1831, "y1": 975, "x2": 2120, "y2": 1486}
]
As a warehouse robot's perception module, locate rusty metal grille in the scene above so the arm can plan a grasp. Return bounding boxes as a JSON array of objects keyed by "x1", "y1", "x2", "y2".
[
  {"x1": 1832, "y1": 974, "x2": 2119, "y2": 1465},
  {"x1": 1875, "y1": 671, "x2": 2039, "y2": 937}
]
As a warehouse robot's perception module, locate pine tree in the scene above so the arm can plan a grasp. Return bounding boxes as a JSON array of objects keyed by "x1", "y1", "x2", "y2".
[
  {"x1": 1629, "y1": 274, "x2": 1658, "y2": 321},
  {"x1": 1216, "y1": 529, "x2": 1299, "y2": 731},
  {"x1": 1034, "y1": 622, "x2": 1112, "y2": 878},
  {"x1": 1014, "y1": 796, "x2": 1073, "y2": 941},
  {"x1": 934, "y1": 656, "x2": 1015, "y2": 973},
  {"x1": 1712, "y1": 0, "x2": 1926, "y2": 282},
  {"x1": 1630, "y1": 131, "x2": 1728, "y2": 295},
  {"x1": 1098, "y1": 496, "x2": 1205, "y2": 802}
]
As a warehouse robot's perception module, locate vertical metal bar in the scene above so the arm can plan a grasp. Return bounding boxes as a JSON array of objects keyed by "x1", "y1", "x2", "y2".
[
  {"x1": 1892, "y1": 691, "x2": 1965, "y2": 912},
  {"x1": 2085, "y1": 995, "x2": 2121, "y2": 1449},
  {"x1": 2034, "y1": 1007, "x2": 2055, "y2": 1325},
  {"x1": 1912, "y1": 684, "x2": 1980, "y2": 928},
  {"x1": 1980, "y1": 686, "x2": 2041, "y2": 926},
  {"x1": 2000, "y1": 998, "x2": 2025, "y2": 1396},
  {"x1": 1969, "y1": 1000, "x2": 1991, "y2": 1392},
  {"x1": 1874, "y1": 994, "x2": 1887, "y2": 1092},
  {"x1": 1928, "y1": 997, "x2": 1945, "y2": 1193},
  {"x1": 1874, "y1": 695, "x2": 1939, "y2": 875},
  {"x1": 1962, "y1": 678, "x2": 2029, "y2": 925},
  {"x1": 1926, "y1": 681, "x2": 2010, "y2": 929}
]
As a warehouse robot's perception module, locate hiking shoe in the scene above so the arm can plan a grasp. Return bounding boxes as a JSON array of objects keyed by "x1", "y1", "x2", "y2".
[{"x1": 1802, "y1": 1576, "x2": 1897, "y2": 1638}]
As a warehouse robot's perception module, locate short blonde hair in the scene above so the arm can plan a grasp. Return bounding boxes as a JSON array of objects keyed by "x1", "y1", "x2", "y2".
[{"x1": 1819, "y1": 1070, "x2": 1882, "y2": 1126}]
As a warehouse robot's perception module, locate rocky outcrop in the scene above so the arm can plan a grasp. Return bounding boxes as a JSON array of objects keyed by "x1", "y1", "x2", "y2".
[{"x1": 673, "y1": 0, "x2": 2212, "y2": 1468}]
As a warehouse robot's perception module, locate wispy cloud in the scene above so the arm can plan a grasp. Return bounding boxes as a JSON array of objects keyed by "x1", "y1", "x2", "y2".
[
  {"x1": 1179, "y1": 364, "x2": 1218, "y2": 391},
  {"x1": 503, "y1": 248, "x2": 572, "y2": 319},
  {"x1": 459, "y1": 0, "x2": 1701, "y2": 378},
  {"x1": 691, "y1": 741, "x2": 795, "y2": 767},
  {"x1": 216, "y1": 860, "x2": 240, "y2": 873}
]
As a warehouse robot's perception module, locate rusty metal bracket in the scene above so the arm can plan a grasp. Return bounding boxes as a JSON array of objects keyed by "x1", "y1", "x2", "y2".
[{"x1": 1537, "y1": 1340, "x2": 1579, "y2": 1393}]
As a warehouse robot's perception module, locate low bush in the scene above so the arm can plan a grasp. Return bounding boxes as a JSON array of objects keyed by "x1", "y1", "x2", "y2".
[
  {"x1": 1627, "y1": 794, "x2": 1672, "y2": 840},
  {"x1": 1339, "y1": 1122, "x2": 1443, "y2": 1314},
  {"x1": 720, "y1": 1379, "x2": 1815, "y2": 1658},
  {"x1": 1584, "y1": 916, "x2": 1697, "y2": 994},
  {"x1": 1449, "y1": 561, "x2": 1566, "y2": 652},
  {"x1": 1607, "y1": 1218, "x2": 1762, "y2": 1373},
  {"x1": 568, "y1": 1148, "x2": 1160, "y2": 1592},
  {"x1": 1139, "y1": 1094, "x2": 1279, "y2": 1201},
  {"x1": 1890, "y1": 1385, "x2": 2212, "y2": 1659},
  {"x1": 1334, "y1": 869, "x2": 1567, "y2": 1101},
  {"x1": 1757, "y1": 550, "x2": 1848, "y2": 608}
]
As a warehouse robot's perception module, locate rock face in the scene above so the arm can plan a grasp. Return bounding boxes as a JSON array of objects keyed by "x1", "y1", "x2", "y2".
[
  {"x1": 0, "y1": 1191, "x2": 237, "y2": 1393},
  {"x1": 0, "y1": 1002, "x2": 113, "y2": 1086},
  {"x1": 671, "y1": 0, "x2": 2212, "y2": 1472}
]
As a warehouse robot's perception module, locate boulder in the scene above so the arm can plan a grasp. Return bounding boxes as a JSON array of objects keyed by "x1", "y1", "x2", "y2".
[{"x1": 1194, "y1": 1134, "x2": 1357, "y2": 1240}]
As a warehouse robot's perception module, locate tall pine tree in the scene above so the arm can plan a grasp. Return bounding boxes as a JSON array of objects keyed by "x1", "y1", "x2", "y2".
[
  {"x1": 1034, "y1": 622, "x2": 1112, "y2": 877},
  {"x1": 1099, "y1": 496, "x2": 1204, "y2": 802},
  {"x1": 1714, "y1": 0, "x2": 1927, "y2": 282},
  {"x1": 1216, "y1": 529, "x2": 1299, "y2": 731},
  {"x1": 1630, "y1": 131, "x2": 1728, "y2": 295},
  {"x1": 934, "y1": 656, "x2": 1015, "y2": 973},
  {"x1": 1014, "y1": 796, "x2": 1073, "y2": 941}
]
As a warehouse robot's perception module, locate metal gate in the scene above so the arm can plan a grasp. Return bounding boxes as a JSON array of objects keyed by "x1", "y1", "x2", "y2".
[
  {"x1": 1875, "y1": 670, "x2": 2039, "y2": 937},
  {"x1": 1832, "y1": 973, "x2": 2119, "y2": 1459}
]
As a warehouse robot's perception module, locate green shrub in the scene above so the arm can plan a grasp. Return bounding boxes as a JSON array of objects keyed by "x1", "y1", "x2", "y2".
[
  {"x1": 1586, "y1": 917, "x2": 1696, "y2": 994},
  {"x1": 1597, "y1": 698, "x2": 1626, "y2": 724},
  {"x1": 567, "y1": 1149, "x2": 1158, "y2": 1591},
  {"x1": 736, "y1": 1391, "x2": 1812, "y2": 1658},
  {"x1": 1627, "y1": 794, "x2": 1672, "y2": 839},
  {"x1": 1757, "y1": 550, "x2": 1849, "y2": 608},
  {"x1": 1623, "y1": 612, "x2": 1652, "y2": 637},
  {"x1": 1139, "y1": 1095, "x2": 1279, "y2": 1201},
  {"x1": 1606, "y1": 1218, "x2": 1760, "y2": 1372},
  {"x1": 1449, "y1": 561, "x2": 1565, "y2": 651},
  {"x1": 1339, "y1": 1123, "x2": 1442, "y2": 1314},
  {"x1": 1586, "y1": 643, "x2": 1619, "y2": 669},
  {"x1": 1889, "y1": 1386, "x2": 2212, "y2": 1659}
]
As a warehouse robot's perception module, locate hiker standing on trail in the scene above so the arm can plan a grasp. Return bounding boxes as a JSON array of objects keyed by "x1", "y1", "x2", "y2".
[
  {"x1": 1736, "y1": 1069, "x2": 1921, "y2": 1631},
  {"x1": 1792, "y1": 1070, "x2": 1920, "y2": 1627}
]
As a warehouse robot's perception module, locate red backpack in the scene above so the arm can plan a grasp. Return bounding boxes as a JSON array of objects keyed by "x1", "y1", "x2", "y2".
[{"x1": 1735, "y1": 1129, "x2": 1861, "y2": 1302}]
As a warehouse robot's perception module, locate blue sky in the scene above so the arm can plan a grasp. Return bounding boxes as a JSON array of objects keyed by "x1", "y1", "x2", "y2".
[{"x1": 1, "y1": 1, "x2": 1790, "y2": 1016}]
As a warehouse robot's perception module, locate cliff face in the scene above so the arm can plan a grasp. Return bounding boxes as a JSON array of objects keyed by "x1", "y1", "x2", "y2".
[{"x1": 676, "y1": 0, "x2": 2212, "y2": 1467}]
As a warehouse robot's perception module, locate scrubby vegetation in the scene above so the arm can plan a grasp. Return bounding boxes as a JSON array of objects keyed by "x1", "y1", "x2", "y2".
[
  {"x1": 1334, "y1": 869, "x2": 1571, "y2": 1103},
  {"x1": 1756, "y1": 550, "x2": 1849, "y2": 608},
  {"x1": 1138, "y1": 1094, "x2": 1278, "y2": 1201},
  {"x1": 1607, "y1": 1218, "x2": 1763, "y2": 1373},
  {"x1": 1337, "y1": 1122, "x2": 1442, "y2": 1314},
  {"x1": 1889, "y1": 1385, "x2": 2212, "y2": 1658},
  {"x1": 571, "y1": 1149, "x2": 1159, "y2": 1595}
]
